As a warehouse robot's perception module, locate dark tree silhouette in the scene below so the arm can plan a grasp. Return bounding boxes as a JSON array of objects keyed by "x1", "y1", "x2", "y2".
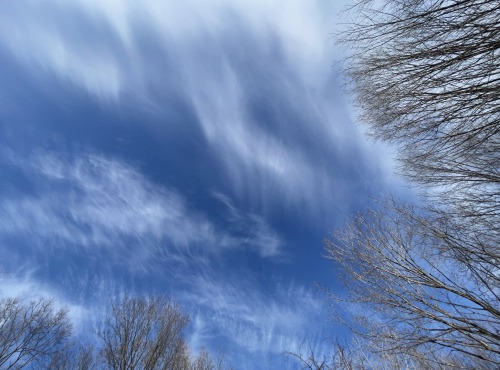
[
  {"x1": 98, "y1": 296, "x2": 190, "y2": 370},
  {"x1": 342, "y1": 0, "x2": 500, "y2": 235},
  {"x1": 325, "y1": 201, "x2": 499, "y2": 367},
  {"x1": 294, "y1": 0, "x2": 500, "y2": 368},
  {"x1": 0, "y1": 297, "x2": 72, "y2": 370}
]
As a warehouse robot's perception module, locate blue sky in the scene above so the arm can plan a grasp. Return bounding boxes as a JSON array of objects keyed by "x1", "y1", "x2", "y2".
[{"x1": 0, "y1": 1, "x2": 407, "y2": 368}]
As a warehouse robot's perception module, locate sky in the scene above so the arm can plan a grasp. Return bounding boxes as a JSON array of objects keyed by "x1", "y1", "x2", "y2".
[{"x1": 0, "y1": 0, "x2": 408, "y2": 368}]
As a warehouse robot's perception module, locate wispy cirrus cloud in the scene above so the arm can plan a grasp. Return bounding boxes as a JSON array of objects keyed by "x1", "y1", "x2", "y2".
[
  {"x1": 0, "y1": 0, "x2": 397, "y2": 223},
  {"x1": 0, "y1": 147, "x2": 296, "y2": 362},
  {"x1": 212, "y1": 192, "x2": 283, "y2": 258},
  {"x1": 0, "y1": 1, "x2": 406, "y2": 367},
  {"x1": 0, "y1": 0, "x2": 336, "y2": 99},
  {"x1": 0, "y1": 248, "x2": 330, "y2": 369},
  {"x1": 0, "y1": 273, "x2": 98, "y2": 333},
  {"x1": 0, "y1": 149, "x2": 283, "y2": 266},
  {"x1": 177, "y1": 269, "x2": 331, "y2": 368}
]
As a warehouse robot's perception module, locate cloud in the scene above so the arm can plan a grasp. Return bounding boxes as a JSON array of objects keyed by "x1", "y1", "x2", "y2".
[
  {"x1": 0, "y1": 149, "x2": 283, "y2": 266},
  {"x1": 0, "y1": 247, "x2": 330, "y2": 368},
  {"x1": 0, "y1": 0, "x2": 398, "y2": 224},
  {"x1": 0, "y1": 1, "x2": 123, "y2": 100},
  {"x1": 212, "y1": 192, "x2": 283, "y2": 258},
  {"x1": 0, "y1": 0, "x2": 331, "y2": 101},
  {"x1": 178, "y1": 269, "x2": 331, "y2": 367},
  {"x1": 1, "y1": 152, "x2": 214, "y2": 254},
  {"x1": 0, "y1": 273, "x2": 97, "y2": 333}
]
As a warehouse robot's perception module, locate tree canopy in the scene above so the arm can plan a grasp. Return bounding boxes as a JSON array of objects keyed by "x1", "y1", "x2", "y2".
[
  {"x1": 301, "y1": 0, "x2": 500, "y2": 368},
  {"x1": 0, "y1": 296, "x2": 227, "y2": 370}
]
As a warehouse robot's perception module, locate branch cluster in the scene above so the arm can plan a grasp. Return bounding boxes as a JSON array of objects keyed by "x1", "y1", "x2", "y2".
[
  {"x1": 0, "y1": 296, "x2": 228, "y2": 370},
  {"x1": 344, "y1": 0, "x2": 500, "y2": 233},
  {"x1": 309, "y1": 0, "x2": 500, "y2": 368}
]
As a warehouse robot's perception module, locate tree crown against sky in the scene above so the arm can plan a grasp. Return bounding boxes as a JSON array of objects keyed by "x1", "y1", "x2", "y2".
[
  {"x1": 0, "y1": 296, "x2": 227, "y2": 370},
  {"x1": 0, "y1": 297, "x2": 72, "y2": 370},
  {"x1": 342, "y1": 0, "x2": 500, "y2": 232},
  {"x1": 98, "y1": 296, "x2": 190, "y2": 370},
  {"x1": 325, "y1": 201, "x2": 499, "y2": 367},
  {"x1": 305, "y1": 0, "x2": 500, "y2": 368}
]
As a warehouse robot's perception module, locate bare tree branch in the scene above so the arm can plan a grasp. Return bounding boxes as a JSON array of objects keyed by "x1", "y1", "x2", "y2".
[
  {"x1": 341, "y1": 0, "x2": 500, "y2": 240},
  {"x1": 324, "y1": 201, "x2": 499, "y2": 367},
  {"x1": 97, "y1": 296, "x2": 190, "y2": 370},
  {"x1": 306, "y1": 1, "x2": 500, "y2": 367},
  {"x1": 0, "y1": 297, "x2": 72, "y2": 369}
]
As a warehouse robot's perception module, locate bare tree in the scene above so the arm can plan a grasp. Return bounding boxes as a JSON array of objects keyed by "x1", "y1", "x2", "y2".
[
  {"x1": 98, "y1": 296, "x2": 190, "y2": 370},
  {"x1": 285, "y1": 337, "x2": 484, "y2": 370},
  {"x1": 190, "y1": 349, "x2": 226, "y2": 370},
  {"x1": 285, "y1": 341, "x2": 361, "y2": 370},
  {"x1": 324, "y1": 200, "x2": 499, "y2": 368},
  {"x1": 0, "y1": 297, "x2": 72, "y2": 369},
  {"x1": 49, "y1": 342, "x2": 97, "y2": 370},
  {"x1": 307, "y1": 1, "x2": 500, "y2": 368},
  {"x1": 341, "y1": 0, "x2": 500, "y2": 236}
]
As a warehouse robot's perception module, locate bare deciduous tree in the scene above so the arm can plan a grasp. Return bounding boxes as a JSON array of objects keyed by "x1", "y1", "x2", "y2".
[
  {"x1": 98, "y1": 296, "x2": 190, "y2": 370},
  {"x1": 341, "y1": 0, "x2": 500, "y2": 235},
  {"x1": 0, "y1": 297, "x2": 72, "y2": 370},
  {"x1": 305, "y1": 1, "x2": 500, "y2": 368},
  {"x1": 285, "y1": 337, "x2": 481, "y2": 370},
  {"x1": 285, "y1": 341, "x2": 361, "y2": 370},
  {"x1": 190, "y1": 349, "x2": 226, "y2": 370},
  {"x1": 49, "y1": 342, "x2": 97, "y2": 370},
  {"x1": 324, "y1": 200, "x2": 499, "y2": 368}
]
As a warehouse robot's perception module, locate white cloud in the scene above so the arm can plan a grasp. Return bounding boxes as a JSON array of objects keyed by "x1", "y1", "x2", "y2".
[
  {"x1": 0, "y1": 0, "x2": 403, "y2": 221},
  {"x1": 185, "y1": 58, "x2": 354, "y2": 220},
  {"x1": 0, "y1": 2, "x2": 122, "y2": 100},
  {"x1": 0, "y1": 250, "x2": 331, "y2": 368},
  {"x1": 2, "y1": 152, "x2": 212, "y2": 249},
  {"x1": 0, "y1": 150, "x2": 283, "y2": 265},
  {"x1": 0, "y1": 0, "x2": 336, "y2": 101},
  {"x1": 179, "y1": 271, "x2": 329, "y2": 358},
  {"x1": 212, "y1": 192, "x2": 283, "y2": 258},
  {"x1": 0, "y1": 274, "x2": 95, "y2": 333}
]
